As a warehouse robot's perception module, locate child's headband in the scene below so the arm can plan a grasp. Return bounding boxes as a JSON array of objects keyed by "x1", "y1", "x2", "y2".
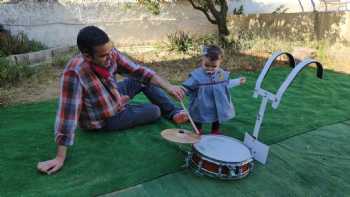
[{"x1": 202, "y1": 45, "x2": 222, "y2": 61}]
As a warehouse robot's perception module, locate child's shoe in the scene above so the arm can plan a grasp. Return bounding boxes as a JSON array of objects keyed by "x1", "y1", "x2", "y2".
[{"x1": 211, "y1": 129, "x2": 222, "y2": 135}]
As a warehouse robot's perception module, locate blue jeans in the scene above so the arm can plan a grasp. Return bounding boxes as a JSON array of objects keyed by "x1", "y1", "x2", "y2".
[{"x1": 103, "y1": 78, "x2": 181, "y2": 131}]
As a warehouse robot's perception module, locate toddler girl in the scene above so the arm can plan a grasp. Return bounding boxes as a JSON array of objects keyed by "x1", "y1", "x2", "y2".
[{"x1": 182, "y1": 45, "x2": 246, "y2": 134}]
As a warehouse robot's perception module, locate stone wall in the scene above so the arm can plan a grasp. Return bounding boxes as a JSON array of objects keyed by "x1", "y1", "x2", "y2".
[
  {"x1": 228, "y1": 12, "x2": 350, "y2": 43},
  {"x1": 1, "y1": 0, "x2": 349, "y2": 49},
  {"x1": 0, "y1": 0, "x2": 216, "y2": 47}
]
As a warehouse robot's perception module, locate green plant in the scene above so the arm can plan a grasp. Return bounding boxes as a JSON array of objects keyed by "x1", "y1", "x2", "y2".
[
  {"x1": 315, "y1": 40, "x2": 330, "y2": 63},
  {"x1": 122, "y1": 2, "x2": 134, "y2": 11},
  {"x1": 52, "y1": 53, "x2": 73, "y2": 68},
  {"x1": 194, "y1": 34, "x2": 217, "y2": 47},
  {"x1": 272, "y1": 5, "x2": 289, "y2": 14},
  {"x1": 167, "y1": 31, "x2": 194, "y2": 53},
  {"x1": 52, "y1": 47, "x2": 79, "y2": 68},
  {"x1": 0, "y1": 50, "x2": 6, "y2": 58},
  {"x1": 233, "y1": 5, "x2": 244, "y2": 15},
  {"x1": 0, "y1": 30, "x2": 47, "y2": 56},
  {"x1": 0, "y1": 57, "x2": 34, "y2": 87},
  {"x1": 137, "y1": 0, "x2": 160, "y2": 15}
]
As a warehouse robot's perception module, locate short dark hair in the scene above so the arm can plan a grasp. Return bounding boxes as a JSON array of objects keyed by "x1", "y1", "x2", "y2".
[
  {"x1": 203, "y1": 45, "x2": 223, "y2": 61},
  {"x1": 77, "y1": 26, "x2": 110, "y2": 56}
]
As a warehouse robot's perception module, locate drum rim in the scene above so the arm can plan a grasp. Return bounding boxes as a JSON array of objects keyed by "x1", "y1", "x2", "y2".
[
  {"x1": 193, "y1": 134, "x2": 253, "y2": 163},
  {"x1": 192, "y1": 147, "x2": 253, "y2": 165}
]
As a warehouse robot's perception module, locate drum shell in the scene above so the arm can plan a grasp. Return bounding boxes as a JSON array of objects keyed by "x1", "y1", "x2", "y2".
[{"x1": 187, "y1": 136, "x2": 254, "y2": 180}]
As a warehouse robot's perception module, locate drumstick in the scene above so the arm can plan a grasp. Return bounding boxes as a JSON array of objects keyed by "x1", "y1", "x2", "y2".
[{"x1": 180, "y1": 100, "x2": 200, "y2": 135}]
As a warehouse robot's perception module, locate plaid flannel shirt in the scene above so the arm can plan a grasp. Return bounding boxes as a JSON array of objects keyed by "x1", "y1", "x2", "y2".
[{"x1": 55, "y1": 48, "x2": 155, "y2": 146}]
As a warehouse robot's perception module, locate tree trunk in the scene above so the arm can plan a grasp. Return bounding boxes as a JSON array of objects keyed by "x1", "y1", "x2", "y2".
[
  {"x1": 217, "y1": 15, "x2": 230, "y2": 47},
  {"x1": 187, "y1": 0, "x2": 230, "y2": 47}
]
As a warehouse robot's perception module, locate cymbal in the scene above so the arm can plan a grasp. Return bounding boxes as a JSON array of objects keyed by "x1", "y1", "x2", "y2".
[{"x1": 161, "y1": 128, "x2": 200, "y2": 144}]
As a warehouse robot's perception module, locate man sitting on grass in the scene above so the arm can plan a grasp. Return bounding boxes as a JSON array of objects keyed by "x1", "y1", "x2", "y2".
[{"x1": 37, "y1": 26, "x2": 188, "y2": 175}]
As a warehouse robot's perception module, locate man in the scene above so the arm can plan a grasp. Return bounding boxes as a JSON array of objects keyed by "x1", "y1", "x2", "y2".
[{"x1": 37, "y1": 26, "x2": 188, "y2": 175}]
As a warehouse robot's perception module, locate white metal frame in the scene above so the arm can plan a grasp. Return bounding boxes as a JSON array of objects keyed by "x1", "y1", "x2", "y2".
[{"x1": 245, "y1": 51, "x2": 323, "y2": 165}]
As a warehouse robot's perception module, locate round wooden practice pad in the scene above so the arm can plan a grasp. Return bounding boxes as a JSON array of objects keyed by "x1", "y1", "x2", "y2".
[{"x1": 161, "y1": 128, "x2": 200, "y2": 144}]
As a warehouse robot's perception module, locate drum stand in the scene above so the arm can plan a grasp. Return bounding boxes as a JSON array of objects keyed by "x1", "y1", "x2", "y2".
[{"x1": 243, "y1": 51, "x2": 323, "y2": 164}]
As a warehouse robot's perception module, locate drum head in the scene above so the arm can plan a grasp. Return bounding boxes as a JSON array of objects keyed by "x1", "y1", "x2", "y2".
[
  {"x1": 161, "y1": 128, "x2": 200, "y2": 144},
  {"x1": 194, "y1": 135, "x2": 252, "y2": 163}
]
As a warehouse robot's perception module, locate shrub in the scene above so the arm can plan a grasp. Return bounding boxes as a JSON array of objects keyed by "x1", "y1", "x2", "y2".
[
  {"x1": 52, "y1": 53, "x2": 73, "y2": 68},
  {"x1": 272, "y1": 5, "x2": 289, "y2": 14},
  {"x1": 137, "y1": 0, "x2": 160, "y2": 15},
  {"x1": 227, "y1": 28, "x2": 255, "y2": 52},
  {"x1": 194, "y1": 34, "x2": 217, "y2": 48},
  {"x1": 0, "y1": 57, "x2": 33, "y2": 87},
  {"x1": 233, "y1": 5, "x2": 244, "y2": 15},
  {"x1": 0, "y1": 28, "x2": 47, "y2": 56},
  {"x1": 167, "y1": 31, "x2": 194, "y2": 53}
]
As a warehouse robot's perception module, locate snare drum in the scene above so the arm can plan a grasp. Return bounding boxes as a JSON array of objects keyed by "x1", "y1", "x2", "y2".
[{"x1": 186, "y1": 134, "x2": 254, "y2": 180}]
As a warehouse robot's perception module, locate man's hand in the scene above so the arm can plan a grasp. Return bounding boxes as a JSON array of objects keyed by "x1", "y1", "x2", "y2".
[
  {"x1": 166, "y1": 85, "x2": 186, "y2": 101},
  {"x1": 117, "y1": 95, "x2": 130, "y2": 112},
  {"x1": 37, "y1": 157, "x2": 64, "y2": 175},
  {"x1": 149, "y1": 74, "x2": 186, "y2": 101},
  {"x1": 37, "y1": 145, "x2": 66, "y2": 175}
]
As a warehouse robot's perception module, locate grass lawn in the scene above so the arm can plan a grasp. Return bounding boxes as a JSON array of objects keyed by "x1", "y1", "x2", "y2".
[
  {"x1": 106, "y1": 122, "x2": 350, "y2": 197},
  {"x1": 0, "y1": 67, "x2": 350, "y2": 196}
]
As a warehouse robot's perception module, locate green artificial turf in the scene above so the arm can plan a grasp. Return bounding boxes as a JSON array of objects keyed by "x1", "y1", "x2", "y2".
[
  {"x1": 0, "y1": 67, "x2": 350, "y2": 196},
  {"x1": 108, "y1": 122, "x2": 350, "y2": 197}
]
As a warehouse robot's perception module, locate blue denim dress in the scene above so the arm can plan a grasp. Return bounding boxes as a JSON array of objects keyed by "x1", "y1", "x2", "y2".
[{"x1": 182, "y1": 67, "x2": 241, "y2": 123}]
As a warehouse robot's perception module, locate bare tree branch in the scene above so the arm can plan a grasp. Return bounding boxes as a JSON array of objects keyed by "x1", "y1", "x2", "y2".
[
  {"x1": 187, "y1": 0, "x2": 217, "y2": 24},
  {"x1": 297, "y1": 0, "x2": 305, "y2": 12},
  {"x1": 206, "y1": 0, "x2": 220, "y2": 19}
]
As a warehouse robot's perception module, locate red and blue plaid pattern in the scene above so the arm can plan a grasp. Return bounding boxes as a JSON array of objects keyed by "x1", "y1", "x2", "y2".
[{"x1": 55, "y1": 48, "x2": 155, "y2": 146}]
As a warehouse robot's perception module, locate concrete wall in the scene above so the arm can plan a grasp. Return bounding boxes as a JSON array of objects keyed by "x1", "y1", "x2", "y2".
[
  {"x1": 228, "y1": 0, "x2": 340, "y2": 14},
  {"x1": 0, "y1": 0, "x2": 216, "y2": 47},
  {"x1": 1, "y1": 0, "x2": 349, "y2": 49},
  {"x1": 228, "y1": 12, "x2": 350, "y2": 43}
]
